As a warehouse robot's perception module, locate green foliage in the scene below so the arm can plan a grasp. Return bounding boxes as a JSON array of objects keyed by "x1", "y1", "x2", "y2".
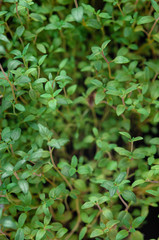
[{"x1": 0, "y1": 0, "x2": 159, "y2": 239}]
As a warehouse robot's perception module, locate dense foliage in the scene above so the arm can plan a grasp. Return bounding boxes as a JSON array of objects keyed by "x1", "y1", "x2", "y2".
[{"x1": 0, "y1": 0, "x2": 159, "y2": 239}]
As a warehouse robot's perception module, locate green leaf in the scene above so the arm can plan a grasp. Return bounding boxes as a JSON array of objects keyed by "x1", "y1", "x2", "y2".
[
  {"x1": 56, "y1": 228, "x2": 68, "y2": 238},
  {"x1": 0, "y1": 11, "x2": 7, "y2": 17},
  {"x1": 149, "y1": 138, "x2": 159, "y2": 145},
  {"x1": 81, "y1": 202, "x2": 95, "y2": 209},
  {"x1": 79, "y1": 227, "x2": 87, "y2": 240},
  {"x1": 16, "y1": 26, "x2": 25, "y2": 37},
  {"x1": 95, "y1": 91, "x2": 105, "y2": 105},
  {"x1": 154, "y1": 112, "x2": 159, "y2": 122},
  {"x1": 36, "y1": 43, "x2": 46, "y2": 53},
  {"x1": 116, "y1": 230, "x2": 129, "y2": 240},
  {"x1": 78, "y1": 165, "x2": 91, "y2": 175},
  {"x1": 15, "y1": 228, "x2": 24, "y2": 240},
  {"x1": 106, "y1": 220, "x2": 120, "y2": 229},
  {"x1": 115, "y1": 172, "x2": 126, "y2": 184},
  {"x1": 48, "y1": 138, "x2": 69, "y2": 149},
  {"x1": 132, "y1": 179, "x2": 145, "y2": 187},
  {"x1": 38, "y1": 54, "x2": 47, "y2": 66},
  {"x1": 90, "y1": 229, "x2": 103, "y2": 238},
  {"x1": 59, "y1": 58, "x2": 68, "y2": 69},
  {"x1": 15, "y1": 104, "x2": 25, "y2": 112},
  {"x1": 36, "y1": 229, "x2": 46, "y2": 240},
  {"x1": 52, "y1": 222, "x2": 62, "y2": 231},
  {"x1": 113, "y1": 56, "x2": 129, "y2": 64},
  {"x1": 116, "y1": 105, "x2": 126, "y2": 116},
  {"x1": 131, "y1": 136, "x2": 143, "y2": 142},
  {"x1": 146, "y1": 189, "x2": 159, "y2": 196},
  {"x1": 132, "y1": 216, "x2": 145, "y2": 228},
  {"x1": 114, "y1": 147, "x2": 130, "y2": 156},
  {"x1": 0, "y1": 34, "x2": 10, "y2": 43},
  {"x1": 38, "y1": 123, "x2": 52, "y2": 140},
  {"x1": 122, "y1": 190, "x2": 136, "y2": 203},
  {"x1": 119, "y1": 131, "x2": 131, "y2": 139},
  {"x1": 101, "y1": 40, "x2": 111, "y2": 50},
  {"x1": 101, "y1": 180, "x2": 114, "y2": 191},
  {"x1": 137, "y1": 16, "x2": 154, "y2": 25},
  {"x1": 69, "y1": 167, "x2": 76, "y2": 176},
  {"x1": 71, "y1": 6, "x2": 84, "y2": 22},
  {"x1": 18, "y1": 213, "x2": 27, "y2": 228},
  {"x1": 99, "y1": 12, "x2": 111, "y2": 19},
  {"x1": 48, "y1": 99, "x2": 57, "y2": 110},
  {"x1": 11, "y1": 128, "x2": 21, "y2": 141},
  {"x1": 8, "y1": 60, "x2": 22, "y2": 70},
  {"x1": 18, "y1": 180, "x2": 29, "y2": 194},
  {"x1": 71, "y1": 155, "x2": 78, "y2": 168},
  {"x1": 30, "y1": 13, "x2": 43, "y2": 22},
  {"x1": 67, "y1": 84, "x2": 77, "y2": 95},
  {"x1": 151, "y1": 0, "x2": 159, "y2": 12}
]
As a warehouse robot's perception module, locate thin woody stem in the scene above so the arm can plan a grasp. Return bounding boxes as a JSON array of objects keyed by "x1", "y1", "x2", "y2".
[
  {"x1": 148, "y1": 17, "x2": 159, "y2": 38},
  {"x1": 0, "y1": 64, "x2": 17, "y2": 103},
  {"x1": 49, "y1": 146, "x2": 73, "y2": 191},
  {"x1": 16, "y1": 2, "x2": 23, "y2": 25},
  {"x1": 74, "y1": 0, "x2": 78, "y2": 8},
  {"x1": 117, "y1": 190, "x2": 129, "y2": 211},
  {"x1": 14, "y1": 172, "x2": 20, "y2": 180},
  {"x1": 101, "y1": 51, "x2": 114, "y2": 79}
]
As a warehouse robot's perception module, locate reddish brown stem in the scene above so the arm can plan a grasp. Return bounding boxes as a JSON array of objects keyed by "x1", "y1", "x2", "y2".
[
  {"x1": 148, "y1": 17, "x2": 159, "y2": 38},
  {"x1": 14, "y1": 172, "x2": 20, "y2": 180},
  {"x1": 0, "y1": 64, "x2": 17, "y2": 103},
  {"x1": 49, "y1": 146, "x2": 73, "y2": 191},
  {"x1": 74, "y1": 0, "x2": 78, "y2": 8},
  {"x1": 16, "y1": 2, "x2": 23, "y2": 25},
  {"x1": 117, "y1": 190, "x2": 129, "y2": 211},
  {"x1": 101, "y1": 51, "x2": 114, "y2": 79}
]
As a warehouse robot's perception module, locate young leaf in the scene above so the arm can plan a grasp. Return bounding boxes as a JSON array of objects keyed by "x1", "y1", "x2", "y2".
[
  {"x1": 132, "y1": 216, "x2": 145, "y2": 228},
  {"x1": 116, "y1": 105, "x2": 126, "y2": 116},
  {"x1": 71, "y1": 6, "x2": 83, "y2": 22},
  {"x1": 116, "y1": 230, "x2": 129, "y2": 240},
  {"x1": 36, "y1": 229, "x2": 46, "y2": 240},
  {"x1": 101, "y1": 40, "x2": 111, "y2": 50},
  {"x1": 90, "y1": 229, "x2": 103, "y2": 238},
  {"x1": 15, "y1": 228, "x2": 24, "y2": 240},
  {"x1": 119, "y1": 132, "x2": 131, "y2": 139},
  {"x1": 132, "y1": 179, "x2": 145, "y2": 187},
  {"x1": 79, "y1": 227, "x2": 87, "y2": 240},
  {"x1": 71, "y1": 155, "x2": 78, "y2": 168},
  {"x1": 113, "y1": 56, "x2": 129, "y2": 64},
  {"x1": 95, "y1": 91, "x2": 105, "y2": 105},
  {"x1": 115, "y1": 172, "x2": 127, "y2": 184},
  {"x1": 18, "y1": 180, "x2": 29, "y2": 194},
  {"x1": 122, "y1": 190, "x2": 136, "y2": 203},
  {"x1": 137, "y1": 16, "x2": 154, "y2": 25}
]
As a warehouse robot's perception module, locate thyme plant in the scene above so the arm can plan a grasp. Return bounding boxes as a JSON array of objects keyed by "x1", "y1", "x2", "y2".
[{"x1": 0, "y1": 0, "x2": 159, "y2": 239}]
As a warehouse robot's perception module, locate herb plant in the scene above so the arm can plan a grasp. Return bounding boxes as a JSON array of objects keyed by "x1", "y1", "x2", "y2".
[{"x1": 0, "y1": 0, "x2": 159, "y2": 239}]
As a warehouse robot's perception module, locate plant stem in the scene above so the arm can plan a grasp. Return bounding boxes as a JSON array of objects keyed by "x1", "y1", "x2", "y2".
[
  {"x1": 74, "y1": 0, "x2": 78, "y2": 8},
  {"x1": 117, "y1": 190, "x2": 129, "y2": 211},
  {"x1": 16, "y1": 2, "x2": 23, "y2": 25},
  {"x1": 0, "y1": 64, "x2": 17, "y2": 103},
  {"x1": 130, "y1": 141, "x2": 133, "y2": 152},
  {"x1": 122, "y1": 97, "x2": 125, "y2": 106},
  {"x1": 117, "y1": 3, "x2": 124, "y2": 16},
  {"x1": 14, "y1": 172, "x2": 20, "y2": 180},
  {"x1": 146, "y1": 179, "x2": 159, "y2": 184},
  {"x1": 101, "y1": 51, "x2": 114, "y2": 79},
  {"x1": 49, "y1": 146, "x2": 73, "y2": 191},
  {"x1": 65, "y1": 198, "x2": 81, "y2": 240},
  {"x1": 49, "y1": 147, "x2": 81, "y2": 239},
  {"x1": 148, "y1": 17, "x2": 159, "y2": 38}
]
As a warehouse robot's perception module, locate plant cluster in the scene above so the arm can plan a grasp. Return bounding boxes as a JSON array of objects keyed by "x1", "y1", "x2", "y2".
[{"x1": 0, "y1": 0, "x2": 159, "y2": 239}]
